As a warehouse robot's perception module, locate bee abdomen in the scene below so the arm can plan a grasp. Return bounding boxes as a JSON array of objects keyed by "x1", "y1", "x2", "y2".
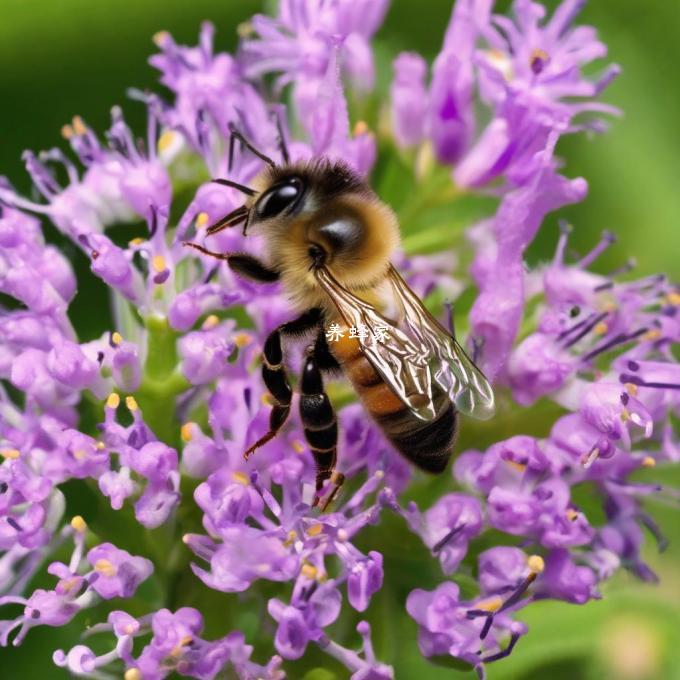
[{"x1": 330, "y1": 332, "x2": 457, "y2": 473}]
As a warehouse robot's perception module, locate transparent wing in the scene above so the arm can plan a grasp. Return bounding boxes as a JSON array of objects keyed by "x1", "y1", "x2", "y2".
[
  {"x1": 314, "y1": 266, "x2": 436, "y2": 421},
  {"x1": 386, "y1": 265, "x2": 495, "y2": 420}
]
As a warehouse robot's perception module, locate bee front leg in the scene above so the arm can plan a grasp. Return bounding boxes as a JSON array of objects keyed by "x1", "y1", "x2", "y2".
[{"x1": 299, "y1": 352, "x2": 344, "y2": 510}]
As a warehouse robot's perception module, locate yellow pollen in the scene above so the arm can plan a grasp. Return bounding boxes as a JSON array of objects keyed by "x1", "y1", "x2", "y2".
[
  {"x1": 625, "y1": 383, "x2": 638, "y2": 396},
  {"x1": 527, "y1": 554, "x2": 545, "y2": 574},
  {"x1": 125, "y1": 396, "x2": 139, "y2": 411},
  {"x1": 642, "y1": 328, "x2": 662, "y2": 341},
  {"x1": 59, "y1": 576, "x2": 80, "y2": 594},
  {"x1": 641, "y1": 456, "x2": 656, "y2": 468},
  {"x1": 283, "y1": 530, "x2": 297, "y2": 547},
  {"x1": 593, "y1": 322, "x2": 609, "y2": 335},
  {"x1": 111, "y1": 331, "x2": 123, "y2": 346},
  {"x1": 301, "y1": 564, "x2": 318, "y2": 580},
  {"x1": 152, "y1": 30, "x2": 170, "y2": 46},
  {"x1": 157, "y1": 129, "x2": 176, "y2": 153},
  {"x1": 70, "y1": 515, "x2": 87, "y2": 533},
  {"x1": 181, "y1": 422, "x2": 195, "y2": 443},
  {"x1": 124, "y1": 623, "x2": 137, "y2": 635},
  {"x1": 196, "y1": 212, "x2": 209, "y2": 228},
  {"x1": 261, "y1": 393, "x2": 274, "y2": 407},
  {"x1": 170, "y1": 645, "x2": 183, "y2": 658},
  {"x1": 505, "y1": 460, "x2": 526, "y2": 473},
  {"x1": 291, "y1": 439, "x2": 305, "y2": 454},
  {"x1": 152, "y1": 255, "x2": 167, "y2": 273},
  {"x1": 72, "y1": 116, "x2": 87, "y2": 136},
  {"x1": 94, "y1": 559, "x2": 117, "y2": 577},
  {"x1": 124, "y1": 669, "x2": 142, "y2": 680},
  {"x1": 0, "y1": 448, "x2": 20, "y2": 460},
  {"x1": 182, "y1": 534, "x2": 191, "y2": 544},
  {"x1": 306, "y1": 523, "x2": 323, "y2": 537},
  {"x1": 232, "y1": 471, "x2": 249, "y2": 486},
  {"x1": 202, "y1": 314, "x2": 220, "y2": 330},
  {"x1": 180, "y1": 635, "x2": 193, "y2": 646},
  {"x1": 61, "y1": 124, "x2": 74, "y2": 139},
  {"x1": 620, "y1": 408, "x2": 631, "y2": 423},
  {"x1": 234, "y1": 333, "x2": 252, "y2": 348},
  {"x1": 236, "y1": 21, "x2": 254, "y2": 38},
  {"x1": 96, "y1": 441, "x2": 106, "y2": 450},
  {"x1": 530, "y1": 47, "x2": 549, "y2": 65},
  {"x1": 666, "y1": 292, "x2": 680, "y2": 306},
  {"x1": 353, "y1": 120, "x2": 369, "y2": 136},
  {"x1": 566, "y1": 508, "x2": 579, "y2": 522},
  {"x1": 106, "y1": 392, "x2": 120, "y2": 409},
  {"x1": 476, "y1": 596, "x2": 503, "y2": 612},
  {"x1": 73, "y1": 449, "x2": 88, "y2": 461},
  {"x1": 128, "y1": 237, "x2": 145, "y2": 247}
]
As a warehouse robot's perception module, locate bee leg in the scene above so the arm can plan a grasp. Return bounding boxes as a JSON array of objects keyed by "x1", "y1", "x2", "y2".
[
  {"x1": 244, "y1": 311, "x2": 322, "y2": 459},
  {"x1": 299, "y1": 352, "x2": 342, "y2": 509}
]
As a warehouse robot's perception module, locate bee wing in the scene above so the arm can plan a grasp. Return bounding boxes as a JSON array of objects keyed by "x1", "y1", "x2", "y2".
[
  {"x1": 314, "y1": 266, "x2": 437, "y2": 421},
  {"x1": 386, "y1": 265, "x2": 495, "y2": 420}
]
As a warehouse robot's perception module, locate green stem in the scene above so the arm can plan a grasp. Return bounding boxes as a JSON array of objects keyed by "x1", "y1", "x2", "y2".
[{"x1": 144, "y1": 314, "x2": 179, "y2": 382}]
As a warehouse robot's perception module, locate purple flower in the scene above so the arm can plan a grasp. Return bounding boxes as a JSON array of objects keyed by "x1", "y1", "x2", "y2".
[
  {"x1": 241, "y1": 0, "x2": 389, "y2": 138},
  {"x1": 86, "y1": 543, "x2": 153, "y2": 599},
  {"x1": 268, "y1": 580, "x2": 342, "y2": 660}
]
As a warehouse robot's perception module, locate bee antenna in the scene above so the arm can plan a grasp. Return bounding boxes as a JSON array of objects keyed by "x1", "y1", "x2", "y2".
[
  {"x1": 271, "y1": 108, "x2": 290, "y2": 165},
  {"x1": 227, "y1": 123, "x2": 276, "y2": 171},
  {"x1": 211, "y1": 178, "x2": 257, "y2": 196},
  {"x1": 206, "y1": 205, "x2": 249, "y2": 236}
]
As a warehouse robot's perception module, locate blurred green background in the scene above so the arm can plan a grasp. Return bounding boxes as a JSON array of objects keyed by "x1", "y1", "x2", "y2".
[{"x1": 1, "y1": 0, "x2": 678, "y2": 678}]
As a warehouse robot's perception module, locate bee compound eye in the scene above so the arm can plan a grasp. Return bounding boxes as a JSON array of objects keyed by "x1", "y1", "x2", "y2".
[{"x1": 256, "y1": 178, "x2": 302, "y2": 219}]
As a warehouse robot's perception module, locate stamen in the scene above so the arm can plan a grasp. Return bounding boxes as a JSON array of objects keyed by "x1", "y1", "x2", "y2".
[
  {"x1": 180, "y1": 422, "x2": 195, "y2": 442},
  {"x1": 0, "y1": 448, "x2": 20, "y2": 460},
  {"x1": 94, "y1": 559, "x2": 117, "y2": 577},
  {"x1": 231, "y1": 471, "x2": 249, "y2": 486},
  {"x1": 641, "y1": 456, "x2": 656, "y2": 468},
  {"x1": 481, "y1": 630, "x2": 521, "y2": 663},
  {"x1": 72, "y1": 116, "x2": 87, "y2": 136},
  {"x1": 106, "y1": 393, "x2": 120, "y2": 409},
  {"x1": 306, "y1": 523, "x2": 323, "y2": 537},
  {"x1": 301, "y1": 564, "x2": 318, "y2": 579},
  {"x1": 576, "y1": 231, "x2": 616, "y2": 269},
  {"x1": 562, "y1": 312, "x2": 609, "y2": 348},
  {"x1": 70, "y1": 516, "x2": 87, "y2": 533},
  {"x1": 292, "y1": 440, "x2": 305, "y2": 453},
  {"x1": 234, "y1": 332, "x2": 251, "y2": 347},
  {"x1": 527, "y1": 555, "x2": 544, "y2": 574},
  {"x1": 124, "y1": 667, "x2": 142, "y2": 680},
  {"x1": 353, "y1": 120, "x2": 369, "y2": 136},
  {"x1": 157, "y1": 130, "x2": 176, "y2": 153},
  {"x1": 196, "y1": 212, "x2": 209, "y2": 229},
  {"x1": 581, "y1": 327, "x2": 648, "y2": 362},
  {"x1": 283, "y1": 530, "x2": 297, "y2": 547},
  {"x1": 529, "y1": 48, "x2": 549, "y2": 74},
  {"x1": 125, "y1": 396, "x2": 139, "y2": 411},
  {"x1": 151, "y1": 255, "x2": 166, "y2": 273},
  {"x1": 111, "y1": 331, "x2": 123, "y2": 346},
  {"x1": 201, "y1": 314, "x2": 220, "y2": 330},
  {"x1": 432, "y1": 524, "x2": 466, "y2": 554}
]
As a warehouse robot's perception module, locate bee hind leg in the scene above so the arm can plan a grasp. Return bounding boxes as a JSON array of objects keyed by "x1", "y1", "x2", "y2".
[{"x1": 299, "y1": 351, "x2": 342, "y2": 509}]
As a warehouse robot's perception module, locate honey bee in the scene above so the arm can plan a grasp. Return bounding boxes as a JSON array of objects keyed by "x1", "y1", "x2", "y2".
[{"x1": 186, "y1": 125, "x2": 494, "y2": 508}]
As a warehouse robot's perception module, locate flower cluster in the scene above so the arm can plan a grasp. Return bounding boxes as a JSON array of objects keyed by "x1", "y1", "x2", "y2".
[{"x1": 0, "y1": 0, "x2": 677, "y2": 678}]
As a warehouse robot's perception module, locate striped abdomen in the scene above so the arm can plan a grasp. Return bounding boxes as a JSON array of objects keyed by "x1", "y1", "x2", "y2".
[{"x1": 330, "y1": 329, "x2": 457, "y2": 473}]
